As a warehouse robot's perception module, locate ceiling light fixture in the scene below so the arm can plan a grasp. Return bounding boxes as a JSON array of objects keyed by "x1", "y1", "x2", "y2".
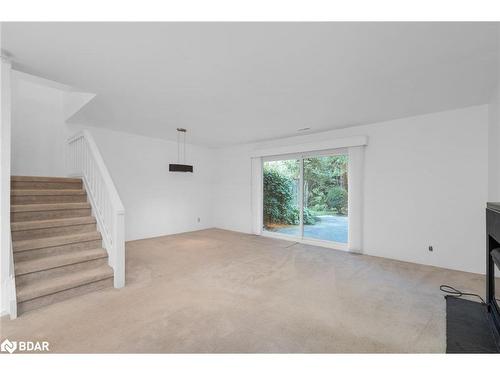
[{"x1": 169, "y1": 128, "x2": 193, "y2": 173}]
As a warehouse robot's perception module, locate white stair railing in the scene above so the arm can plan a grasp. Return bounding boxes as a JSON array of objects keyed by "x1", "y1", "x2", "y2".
[{"x1": 67, "y1": 130, "x2": 125, "y2": 288}]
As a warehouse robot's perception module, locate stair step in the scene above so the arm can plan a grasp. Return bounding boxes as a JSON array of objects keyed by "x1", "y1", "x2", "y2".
[
  {"x1": 11, "y1": 216, "x2": 96, "y2": 231},
  {"x1": 17, "y1": 257, "x2": 108, "y2": 286},
  {"x1": 16, "y1": 249, "x2": 109, "y2": 286},
  {"x1": 11, "y1": 176, "x2": 83, "y2": 183},
  {"x1": 11, "y1": 217, "x2": 97, "y2": 241},
  {"x1": 10, "y1": 189, "x2": 87, "y2": 196},
  {"x1": 11, "y1": 203, "x2": 92, "y2": 222},
  {"x1": 11, "y1": 203, "x2": 91, "y2": 212},
  {"x1": 12, "y1": 192, "x2": 87, "y2": 204},
  {"x1": 18, "y1": 278, "x2": 113, "y2": 315},
  {"x1": 13, "y1": 232, "x2": 102, "y2": 252},
  {"x1": 14, "y1": 239, "x2": 103, "y2": 262},
  {"x1": 11, "y1": 176, "x2": 82, "y2": 190},
  {"x1": 12, "y1": 189, "x2": 86, "y2": 196},
  {"x1": 15, "y1": 248, "x2": 108, "y2": 276},
  {"x1": 12, "y1": 189, "x2": 87, "y2": 204},
  {"x1": 16, "y1": 265, "x2": 113, "y2": 303}
]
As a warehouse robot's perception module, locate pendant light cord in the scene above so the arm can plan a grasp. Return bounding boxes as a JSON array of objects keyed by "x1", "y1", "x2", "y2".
[
  {"x1": 176, "y1": 128, "x2": 187, "y2": 164},
  {"x1": 177, "y1": 130, "x2": 180, "y2": 163}
]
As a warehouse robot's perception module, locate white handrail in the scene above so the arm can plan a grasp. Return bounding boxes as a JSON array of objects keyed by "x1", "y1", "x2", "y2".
[{"x1": 67, "y1": 130, "x2": 125, "y2": 288}]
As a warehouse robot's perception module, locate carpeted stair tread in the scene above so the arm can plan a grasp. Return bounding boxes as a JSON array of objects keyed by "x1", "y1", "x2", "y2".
[
  {"x1": 16, "y1": 265, "x2": 114, "y2": 303},
  {"x1": 11, "y1": 176, "x2": 82, "y2": 183},
  {"x1": 11, "y1": 202, "x2": 91, "y2": 212},
  {"x1": 15, "y1": 248, "x2": 108, "y2": 276},
  {"x1": 11, "y1": 189, "x2": 86, "y2": 196},
  {"x1": 13, "y1": 232, "x2": 101, "y2": 252},
  {"x1": 11, "y1": 216, "x2": 96, "y2": 231}
]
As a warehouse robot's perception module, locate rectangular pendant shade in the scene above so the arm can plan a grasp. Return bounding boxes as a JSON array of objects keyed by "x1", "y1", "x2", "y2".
[{"x1": 169, "y1": 164, "x2": 193, "y2": 172}]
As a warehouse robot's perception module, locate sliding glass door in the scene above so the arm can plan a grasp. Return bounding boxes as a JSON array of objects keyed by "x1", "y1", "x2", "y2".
[
  {"x1": 303, "y1": 155, "x2": 348, "y2": 243},
  {"x1": 262, "y1": 158, "x2": 301, "y2": 237},
  {"x1": 262, "y1": 152, "x2": 348, "y2": 245}
]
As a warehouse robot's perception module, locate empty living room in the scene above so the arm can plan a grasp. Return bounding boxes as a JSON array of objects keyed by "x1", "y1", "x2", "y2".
[{"x1": 1, "y1": 1, "x2": 500, "y2": 373}]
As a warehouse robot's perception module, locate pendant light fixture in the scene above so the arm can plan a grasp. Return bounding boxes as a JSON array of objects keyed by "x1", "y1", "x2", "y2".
[{"x1": 169, "y1": 128, "x2": 193, "y2": 172}]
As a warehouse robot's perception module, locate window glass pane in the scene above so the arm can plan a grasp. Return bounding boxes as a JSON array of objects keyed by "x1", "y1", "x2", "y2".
[
  {"x1": 262, "y1": 159, "x2": 301, "y2": 237},
  {"x1": 303, "y1": 155, "x2": 348, "y2": 243}
]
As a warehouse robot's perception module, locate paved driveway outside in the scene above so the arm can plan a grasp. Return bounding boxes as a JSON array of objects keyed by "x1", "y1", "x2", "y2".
[{"x1": 271, "y1": 215, "x2": 348, "y2": 243}]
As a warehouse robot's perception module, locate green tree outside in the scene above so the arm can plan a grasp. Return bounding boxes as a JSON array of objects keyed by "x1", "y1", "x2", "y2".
[{"x1": 263, "y1": 155, "x2": 348, "y2": 229}]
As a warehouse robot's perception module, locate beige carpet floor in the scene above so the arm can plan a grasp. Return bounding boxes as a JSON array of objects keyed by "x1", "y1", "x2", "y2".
[{"x1": 0, "y1": 228, "x2": 488, "y2": 353}]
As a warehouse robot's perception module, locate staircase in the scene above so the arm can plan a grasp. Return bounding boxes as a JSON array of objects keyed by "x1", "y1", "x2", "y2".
[{"x1": 11, "y1": 176, "x2": 114, "y2": 315}]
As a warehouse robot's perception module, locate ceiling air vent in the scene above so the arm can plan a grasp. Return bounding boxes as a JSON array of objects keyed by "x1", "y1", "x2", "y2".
[{"x1": 169, "y1": 128, "x2": 193, "y2": 173}]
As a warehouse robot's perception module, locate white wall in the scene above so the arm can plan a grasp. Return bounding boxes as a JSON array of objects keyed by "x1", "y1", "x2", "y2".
[
  {"x1": 76, "y1": 126, "x2": 215, "y2": 241},
  {"x1": 10, "y1": 71, "x2": 94, "y2": 177},
  {"x1": 487, "y1": 26, "x2": 500, "y2": 278},
  {"x1": 11, "y1": 74, "x2": 69, "y2": 177},
  {"x1": 489, "y1": 88, "x2": 499, "y2": 201},
  {"x1": 213, "y1": 105, "x2": 489, "y2": 274},
  {"x1": 488, "y1": 25, "x2": 500, "y2": 201}
]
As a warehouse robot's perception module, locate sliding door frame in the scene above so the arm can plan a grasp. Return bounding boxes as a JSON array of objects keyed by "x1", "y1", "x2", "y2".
[{"x1": 261, "y1": 148, "x2": 349, "y2": 251}]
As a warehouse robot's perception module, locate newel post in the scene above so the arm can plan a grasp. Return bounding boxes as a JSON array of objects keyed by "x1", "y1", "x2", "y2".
[{"x1": 114, "y1": 212, "x2": 125, "y2": 288}]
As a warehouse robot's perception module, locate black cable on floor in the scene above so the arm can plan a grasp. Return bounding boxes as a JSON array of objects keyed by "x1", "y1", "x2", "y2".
[{"x1": 440, "y1": 284, "x2": 486, "y2": 304}]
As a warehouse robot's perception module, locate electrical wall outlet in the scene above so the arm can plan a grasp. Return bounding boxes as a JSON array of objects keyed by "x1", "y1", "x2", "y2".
[
  {"x1": 197, "y1": 217, "x2": 201, "y2": 223},
  {"x1": 428, "y1": 246, "x2": 433, "y2": 252}
]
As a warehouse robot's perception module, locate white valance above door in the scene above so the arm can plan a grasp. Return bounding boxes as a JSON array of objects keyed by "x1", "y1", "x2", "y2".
[{"x1": 250, "y1": 135, "x2": 368, "y2": 158}]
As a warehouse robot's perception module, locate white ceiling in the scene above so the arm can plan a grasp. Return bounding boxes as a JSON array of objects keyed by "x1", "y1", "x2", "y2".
[{"x1": 2, "y1": 22, "x2": 498, "y2": 147}]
